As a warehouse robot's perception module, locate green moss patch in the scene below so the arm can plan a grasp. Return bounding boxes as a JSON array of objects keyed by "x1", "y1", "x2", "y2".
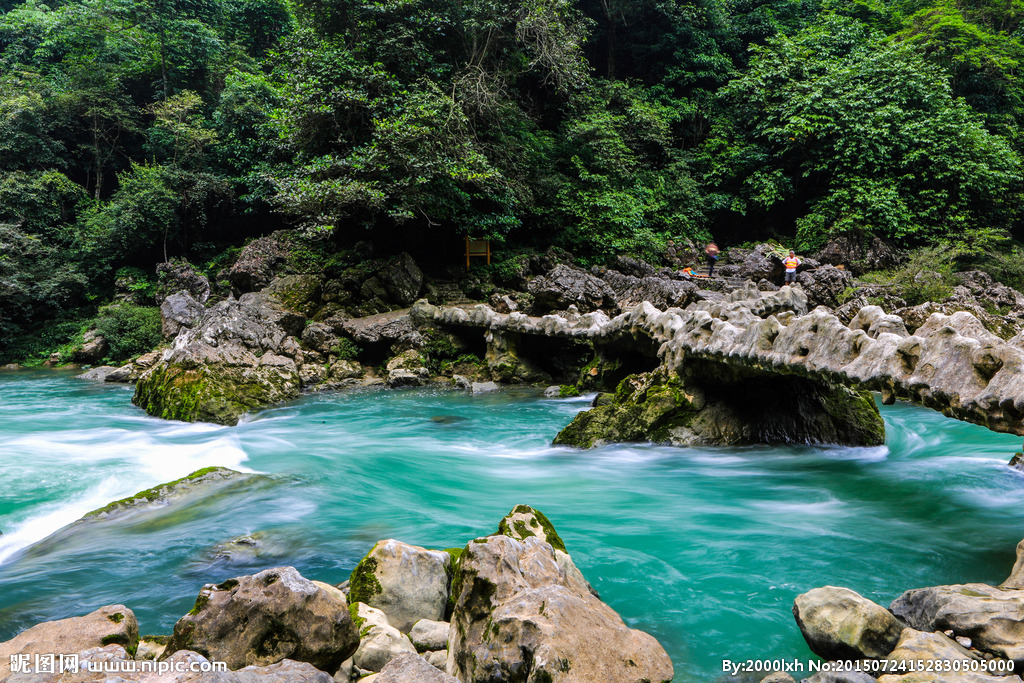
[{"x1": 349, "y1": 554, "x2": 382, "y2": 605}]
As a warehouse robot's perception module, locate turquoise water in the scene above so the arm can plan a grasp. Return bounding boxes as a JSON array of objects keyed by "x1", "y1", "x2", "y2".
[{"x1": 2, "y1": 370, "x2": 1024, "y2": 682}]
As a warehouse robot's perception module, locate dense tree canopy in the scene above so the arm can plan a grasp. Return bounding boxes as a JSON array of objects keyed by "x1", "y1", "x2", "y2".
[{"x1": 1, "y1": 0, "x2": 1023, "y2": 337}]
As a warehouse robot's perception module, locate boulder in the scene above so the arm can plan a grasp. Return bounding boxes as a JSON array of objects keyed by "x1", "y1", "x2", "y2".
[
  {"x1": 423, "y1": 650, "x2": 448, "y2": 671},
  {"x1": 890, "y1": 583, "x2": 1024, "y2": 662},
  {"x1": 379, "y1": 253, "x2": 424, "y2": 306},
  {"x1": 75, "y1": 365, "x2": 117, "y2": 381},
  {"x1": 342, "y1": 311, "x2": 415, "y2": 346},
  {"x1": 302, "y1": 323, "x2": 340, "y2": 355},
  {"x1": 161, "y1": 291, "x2": 207, "y2": 338},
  {"x1": 163, "y1": 566, "x2": 358, "y2": 673},
  {"x1": 599, "y1": 269, "x2": 696, "y2": 310},
  {"x1": 795, "y1": 266, "x2": 854, "y2": 309},
  {"x1": 760, "y1": 673, "x2": 796, "y2": 683},
  {"x1": 814, "y1": 234, "x2": 901, "y2": 274},
  {"x1": 104, "y1": 349, "x2": 163, "y2": 383},
  {"x1": 0, "y1": 605, "x2": 138, "y2": 678},
  {"x1": 229, "y1": 231, "x2": 293, "y2": 293},
  {"x1": 448, "y1": 533, "x2": 673, "y2": 683},
  {"x1": 349, "y1": 540, "x2": 452, "y2": 633},
  {"x1": 801, "y1": 673, "x2": 876, "y2": 683},
  {"x1": 385, "y1": 351, "x2": 429, "y2": 388},
  {"x1": 133, "y1": 293, "x2": 304, "y2": 425},
  {"x1": 409, "y1": 620, "x2": 449, "y2": 653},
  {"x1": 136, "y1": 636, "x2": 167, "y2": 661},
  {"x1": 351, "y1": 603, "x2": 417, "y2": 672},
  {"x1": 156, "y1": 259, "x2": 212, "y2": 304},
  {"x1": 877, "y1": 674, "x2": 1022, "y2": 683},
  {"x1": 554, "y1": 367, "x2": 884, "y2": 448},
  {"x1": 608, "y1": 255, "x2": 657, "y2": 278},
  {"x1": 884, "y1": 627, "x2": 980, "y2": 667},
  {"x1": 470, "y1": 381, "x2": 498, "y2": 394},
  {"x1": 529, "y1": 264, "x2": 616, "y2": 314},
  {"x1": 792, "y1": 586, "x2": 903, "y2": 660},
  {"x1": 1001, "y1": 538, "x2": 1024, "y2": 589},
  {"x1": 374, "y1": 653, "x2": 459, "y2": 682},
  {"x1": 72, "y1": 330, "x2": 108, "y2": 364},
  {"x1": 956, "y1": 270, "x2": 1024, "y2": 312}
]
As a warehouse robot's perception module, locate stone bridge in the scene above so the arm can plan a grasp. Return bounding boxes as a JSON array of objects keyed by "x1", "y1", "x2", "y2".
[{"x1": 420, "y1": 283, "x2": 1024, "y2": 438}]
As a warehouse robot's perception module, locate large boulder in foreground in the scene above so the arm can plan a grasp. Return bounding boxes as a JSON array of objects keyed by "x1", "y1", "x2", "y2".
[
  {"x1": 890, "y1": 583, "x2": 1024, "y2": 663},
  {"x1": 448, "y1": 534, "x2": 673, "y2": 682},
  {"x1": 348, "y1": 540, "x2": 452, "y2": 632},
  {"x1": 133, "y1": 293, "x2": 304, "y2": 425},
  {"x1": 884, "y1": 627, "x2": 980, "y2": 667},
  {"x1": 793, "y1": 586, "x2": 903, "y2": 660},
  {"x1": 163, "y1": 566, "x2": 358, "y2": 672},
  {"x1": 0, "y1": 605, "x2": 138, "y2": 678}
]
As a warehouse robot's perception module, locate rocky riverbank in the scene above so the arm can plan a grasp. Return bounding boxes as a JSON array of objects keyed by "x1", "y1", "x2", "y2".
[
  {"x1": 43, "y1": 234, "x2": 1024, "y2": 449},
  {"x1": 0, "y1": 480, "x2": 673, "y2": 683},
  {"x1": 747, "y1": 537, "x2": 1024, "y2": 683}
]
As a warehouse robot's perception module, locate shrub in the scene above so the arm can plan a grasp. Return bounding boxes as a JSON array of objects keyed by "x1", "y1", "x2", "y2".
[{"x1": 92, "y1": 304, "x2": 162, "y2": 362}]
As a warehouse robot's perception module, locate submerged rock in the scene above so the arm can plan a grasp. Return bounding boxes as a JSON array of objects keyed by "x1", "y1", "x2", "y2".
[
  {"x1": 793, "y1": 586, "x2": 903, "y2": 660},
  {"x1": 0, "y1": 605, "x2": 139, "y2": 678},
  {"x1": 164, "y1": 566, "x2": 358, "y2": 672},
  {"x1": 84, "y1": 467, "x2": 248, "y2": 522}
]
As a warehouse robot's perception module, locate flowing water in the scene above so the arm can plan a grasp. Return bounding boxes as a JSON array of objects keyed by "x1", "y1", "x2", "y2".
[{"x1": 2, "y1": 369, "x2": 1024, "y2": 682}]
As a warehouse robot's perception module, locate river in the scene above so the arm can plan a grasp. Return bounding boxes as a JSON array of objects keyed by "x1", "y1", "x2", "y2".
[{"x1": 1, "y1": 370, "x2": 1023, "y2": 682}]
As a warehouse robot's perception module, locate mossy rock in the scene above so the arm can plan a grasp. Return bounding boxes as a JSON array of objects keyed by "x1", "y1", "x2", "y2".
[
  {"x1": 84, "y1": 467, "x2": 247, "y2": 521},
  {"x1": 133, "y1": 361, "x2": 300, "y2": 426},
  {"x1": 496, "y1": 505, "x2": 567, "y2": 553}
]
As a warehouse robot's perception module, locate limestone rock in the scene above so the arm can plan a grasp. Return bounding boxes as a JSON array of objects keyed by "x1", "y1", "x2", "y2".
[
  {"x1": 424, "y1": 650, "x2": 448, "y2": 671},
  {"x1": 1002, "y1": 538, "x2": 1024, "y2": 589},
  {"x1": 448, "y1": 534, "x2": 673, "y2": 683},
  {"x1": 72, "y1": 330, "x2": 108, "y2": 364},
  {"x1": 136, "y1": 636, "x2": 168, "y2": 661},
  {"x1": 385, "y1": 351, "x2": 429, "y2": 388},
  {"x1": 793, "y1": 586, "x2": 903, "y2": 660},
  {"x1": 760, "y1": 673, "x2": 796, "y2": 683},
  {"x1": 163, "y1": 566, "x2": 358, "y2": 672},
  {"x1": 796, "y1": 265, "x2": 854, "y2": 309},
  {"x1": 554, "y1": 367, "x2": 884, "y2": 448},
  {"x1": 75, "y1": 365, "x2": 117, "y2": 381},
  {"x1": 470, "y1": 381, "x2": 498, "y2": 394},
  {"x1": 379, "y1": 253, "x2": 424, "y2": 306},
  {"x1": 0, "y1": 605, "x2": 138, "y2": 678},
  {"x1": 374, "y1": 653, "x2": 459, "y2": 682},
  {"x1": 351, "y1": 603, "x2": 417, "y2": 672},
  {"x1": 229, "y1": 231, "x2": 293, "y2": 293},
  {"x1": 409, "y1": 620, "x2": 448, "y2": 653},
  {"x1": 801, "y1": 672, "x2": 876, "y2": 683},
  {"x1": 600, "y1": 269, "x2": 695, "y2": 311},
  {"x1": 884, "y1": 628, "x2": 980, "y2": 667},
  {"x1": 161, "y1": 291, "x2": 206, "y2": 338},
  {"x1": 890, "y1": 583, "x2": 1024, "y2": 662},
  {"x1": 529, "y1": 264, "x2": 616, "y2": 314},
  {"x1": 104, "y1": 350, "x2": 163, "y2": 383},
  {"x1": 814, "y1": 234, "x2": 901, "y2": 274},
  {"x1": 349, "y1": 540, "x2": 452, "y2": 633},
  {"x1": 343, "y1": 311, "x2": 414, "y2": 346},
  {"x1": 156, "y1": 259, "x2": 211, "y2": 304},
  {"x1": 133, "y1": 292, "x2": 304, "y2": 425},
  {"x1": 877, "y1": 674, "x2": 1022, "y2": 683},
  {"x1": 84, "y1": 467, "x2": 247, "y2": 522}
]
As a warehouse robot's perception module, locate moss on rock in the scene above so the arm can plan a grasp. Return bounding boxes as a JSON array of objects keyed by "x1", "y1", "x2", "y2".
[{"x1": 348, "y1": 554, "x2": 383, "y2": 605}]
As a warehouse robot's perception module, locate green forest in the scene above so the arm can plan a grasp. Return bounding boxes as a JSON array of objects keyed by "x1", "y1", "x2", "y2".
[{"x1": 2, "y1": 0, "x2": 1024, "y2": 354}]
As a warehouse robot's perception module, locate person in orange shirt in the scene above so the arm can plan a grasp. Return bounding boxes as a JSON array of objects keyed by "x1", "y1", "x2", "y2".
[{"x1": 784, "y1": 250, "x2": 801, "y2": 286}]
